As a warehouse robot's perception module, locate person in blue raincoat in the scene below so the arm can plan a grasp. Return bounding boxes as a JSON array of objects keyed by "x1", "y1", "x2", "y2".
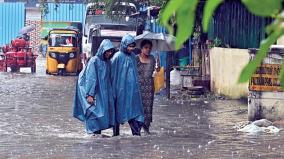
[
  {"x1": 111, "y1": 34, "x2": 144, "y2": 136},
  {"x1": 73, "y1": 39, "x2": 116, "y2": 135}
]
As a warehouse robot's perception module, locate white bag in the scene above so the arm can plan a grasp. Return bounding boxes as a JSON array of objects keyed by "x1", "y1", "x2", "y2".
[{"x1": 170, "y1": 68, "x2": 181, "y2": 86}]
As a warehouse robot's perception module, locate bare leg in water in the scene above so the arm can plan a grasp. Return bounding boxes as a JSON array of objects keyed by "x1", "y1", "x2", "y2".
[
  {"x1": 143, "y1": 121, "x2": 151, "y2": 134},
  {"x1": 113, "y1": 119, "x2": 143, "y2": 136}
]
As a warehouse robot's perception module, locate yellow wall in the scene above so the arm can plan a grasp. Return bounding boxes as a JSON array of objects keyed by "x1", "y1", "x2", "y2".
[
  {"x1": 277, "y1": 36, "x2": 284, "y2": 45},
  {"x1": 210, "y1": 47, "x2": 250, "y2": 99}
]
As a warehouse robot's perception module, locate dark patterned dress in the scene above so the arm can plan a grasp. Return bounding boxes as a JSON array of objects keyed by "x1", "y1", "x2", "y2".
[{"x1": 136, "y1": 55, "x2": 156, "y2": 130}]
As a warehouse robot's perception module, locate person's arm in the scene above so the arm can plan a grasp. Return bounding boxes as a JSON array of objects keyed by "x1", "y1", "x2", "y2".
[
  {"x1": 111, "y1": 54, "x2": 119, "y2": 99},
  {"x1": 154, "y1": 55, "x2": 160, "y2": 72},
  {"x1": 85, "y1": 58, "x2": 97, "y2": 105}
]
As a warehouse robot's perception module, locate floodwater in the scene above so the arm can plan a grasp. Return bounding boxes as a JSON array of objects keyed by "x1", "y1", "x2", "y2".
[{"x1": 0, "y1": 57, "x2": 283, "y2": 159}]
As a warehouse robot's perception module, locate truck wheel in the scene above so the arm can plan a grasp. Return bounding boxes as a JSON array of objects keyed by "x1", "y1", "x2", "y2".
[
  {"x1": 76, "y1": 69, "x2": 82, "y2": 76},
  {"x1": 11, "y1": 66, "x2": 19, "y2": 72},
  {"x1": 58, "y1": 69, "x2": 65, "y2": 76},
  {"x1": 4, "y1": 58, "x2": 8, "y2": 72},
  {"x1": 4, "y1": 65, "x2": 7, "y2": 72},
  {"x1": 31, "y1": 65, "x2": 36, "y2": 73}
]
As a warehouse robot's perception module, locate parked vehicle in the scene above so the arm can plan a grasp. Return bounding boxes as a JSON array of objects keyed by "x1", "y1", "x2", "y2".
[
  {"x1": 45, "y1": 28, "x2": 83, "y2": 75},
  {"x1": 0, "y1": 49, "x2": 5, "y2": 71},
  {"x1": 83, "y1": 2, "x2": 137, "y2": 60},
  {"x1": 40, "y1": 21, "x2": 82, "y2": 58},
  {"x1": 0, "y1": 37, "x2": 37, "y2": 73},
  {"x1": 90, "y1": 24, "x2": 136, "y2": 57}
]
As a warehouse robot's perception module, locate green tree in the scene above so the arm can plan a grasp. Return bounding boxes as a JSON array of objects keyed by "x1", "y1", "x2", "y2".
[
  {"x1": 160, "y1": 0, "x2": 284, "y2": 84},
  {"x1": 40, "y1": 0, "x2": 167, "y2": 17}
]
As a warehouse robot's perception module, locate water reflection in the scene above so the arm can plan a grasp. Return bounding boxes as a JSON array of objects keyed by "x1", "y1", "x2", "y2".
[{"x1": 0, "y1": 57, "x2": 283, "y2": 158}]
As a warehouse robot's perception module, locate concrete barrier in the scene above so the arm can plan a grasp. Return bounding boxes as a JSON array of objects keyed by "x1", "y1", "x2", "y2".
[
  {"x1": 248, "y1": 91, "x2": 284, "y2": 121},
  {"x1": 210, "y1": 47, "x2": 249, "y2": 99}
]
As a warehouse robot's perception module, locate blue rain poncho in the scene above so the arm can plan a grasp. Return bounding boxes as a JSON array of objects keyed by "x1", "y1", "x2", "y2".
[
  {"x1": 111, "y1": 34, "x2": 144, "y2": 124},
  {"x1": 73, "y1": 39, "x2": 115, "y2": 133}
]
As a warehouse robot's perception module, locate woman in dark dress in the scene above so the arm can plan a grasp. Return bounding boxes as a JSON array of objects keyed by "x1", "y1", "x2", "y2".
[{"x1": 136, "y1": 40, "x2": 158, "y2": 134}]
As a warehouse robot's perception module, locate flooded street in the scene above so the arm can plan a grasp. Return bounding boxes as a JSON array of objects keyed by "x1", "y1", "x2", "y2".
[{"x1": 0, "y1": 57, "x2": 284, "y2": 159}]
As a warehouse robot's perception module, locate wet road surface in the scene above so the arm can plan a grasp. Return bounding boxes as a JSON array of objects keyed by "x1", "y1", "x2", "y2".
[{"x1": 0, "y1": 57, "x2": 284, "y2": 159}]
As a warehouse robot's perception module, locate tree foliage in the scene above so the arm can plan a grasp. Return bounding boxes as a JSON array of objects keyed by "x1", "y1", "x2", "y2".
[
  {"x1": 160, "y1": 0, "x2": 284, "y2": 84},
  {"x1": 40, "y1": 0, "x2": 167, "y2": 17}
]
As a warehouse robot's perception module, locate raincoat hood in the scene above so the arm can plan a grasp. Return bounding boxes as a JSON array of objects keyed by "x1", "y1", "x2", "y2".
[
  {"x1": 120, "y1": 34, "x2": 135, "y2": 53},
  {"x1": 96, "y1": 39, "x2": 115, "y2": 60}
]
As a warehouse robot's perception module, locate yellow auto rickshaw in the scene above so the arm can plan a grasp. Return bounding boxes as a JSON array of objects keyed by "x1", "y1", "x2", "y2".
[{"x1": 46, "y1": 28, "x2": 83, "y2": 75}]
